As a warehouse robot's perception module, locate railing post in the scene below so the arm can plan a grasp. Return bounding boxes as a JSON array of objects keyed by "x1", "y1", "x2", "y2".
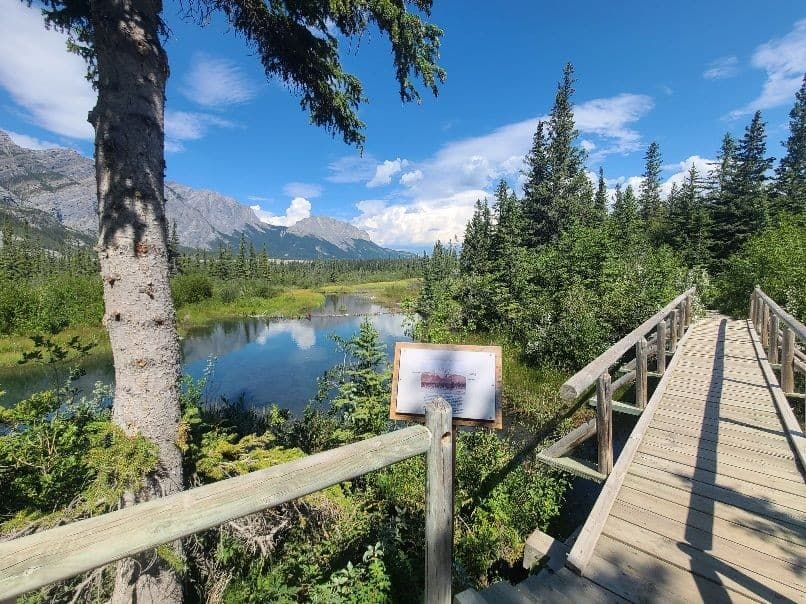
[
  {"x1": 596, "y1": 372, "x2": 613, "y2": 475},
  {"x1": 684, "y1": 295, "x2": 692, "y2": 328},
  {"x1": 750, "y1": 291, "x2": 757, "y2": 323},
  {"x1": 781, "y1": 326, "x2": 795, "y2": 394},
  {"x1": 635, "y1": 337, "x2": 648, "y2": 409},
  {"x1": 677, "y1": 305, "x2": 685, "y2": 339},
  {"x1": 656, "y1": 320, "x2": 667, "y2": 374},
  {"x1": 669, "y1": 312, "x2": 678, "y2": 353},
  {"x1": 761, "y1": 303, "x2": 770, "y2": 348},
  {"x1": 425, "y1": 398, "x2": 453, "y2": 604},
  {"x1": 769, "y1": 314, "x2": 780, "y2": 364}
]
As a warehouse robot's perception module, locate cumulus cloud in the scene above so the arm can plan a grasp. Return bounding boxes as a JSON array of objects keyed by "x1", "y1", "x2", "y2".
[
  {"x1": 730, "y1": 19, "x2": 806, "y2": 118},
  {"x1": 400, "y1": 169, "x2": 424, "y2": 186},
  {"x1": 4, "y1": 130, "x2": 62, "y2": 150},
  {"x1": 703, "y1": 56, "x2": 739, "y2": 80},
  {"x1": 660, "y1": 155, "x2": 714, "y2": 196},
  {"x1": 0, "y1": 3, "x2": 95, "y2": 139},
  {"x1": 283, "y1": 182, "x2": 323, "y2": 198},
  {"x1": 367, "y1": 158, "x2": 409, "y2": 188},
  {"x1": 343, "y1": 92, "x2": 656, "y2": 248},
  {"x1": 251, "y1": 197, "x2": 312, "y2": 226},
  {"x1": 351, "y1": 190, "x2": 485, "y2": 248},
  {"x1": 182, "y1": 53, "x2": 257, "y2": 107},
  {"x1": 165, "y1": 111, "x2": 234, "y2": 152}
]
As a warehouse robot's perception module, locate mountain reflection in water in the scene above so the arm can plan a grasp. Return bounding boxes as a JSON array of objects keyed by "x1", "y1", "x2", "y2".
[{"x1": 1, "y1": 295, "x2": 410, "y2": 414}]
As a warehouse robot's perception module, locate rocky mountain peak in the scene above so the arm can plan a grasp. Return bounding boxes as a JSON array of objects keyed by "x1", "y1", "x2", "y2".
[{"x1": 287, "y1": 215, "x2": 372, "y2": 250}]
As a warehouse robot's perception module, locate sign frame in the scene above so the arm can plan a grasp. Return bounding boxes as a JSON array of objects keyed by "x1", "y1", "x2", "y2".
[{"x1": 390, "y1": 342, "x2": 503, "y2": 429}]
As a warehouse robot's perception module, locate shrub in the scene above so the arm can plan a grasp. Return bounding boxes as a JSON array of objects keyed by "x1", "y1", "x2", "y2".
[{"x1": 172, "y1": 273, "x2": 214, "y2": 306}]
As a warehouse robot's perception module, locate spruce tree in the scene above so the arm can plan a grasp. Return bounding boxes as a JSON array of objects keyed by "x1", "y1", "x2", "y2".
[
  {"x1": 460, "y1": 199, "x2": 492, "y2": 276},
  {"x1": 707, "y1": 133, "x2": 738, "y2": 265},
  {"x1": 521, "y1": 64, "x2": 595, "y2": 246},
  {"x1": 775, "y1": 74, "x2": 806, "y2": 214},
  {"x1": 639, "y1": 141, "x2": 666, "y2": 242},
  {"x1": 731, "y1": 111, "x2": 774, "y2": 247},
  {"x1": 595, "y1": 167, "x2": 608, "y2": 219},
  {"x1": 610, "y1": 184, "x2": 641, "y2": 246},
  {"x1": 491, "y1": 180, "x2": 523, "y2": 285}
]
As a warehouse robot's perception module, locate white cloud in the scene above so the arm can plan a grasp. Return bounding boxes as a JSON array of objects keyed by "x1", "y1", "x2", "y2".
[
  {"x1": 251, "y1": 197, "x2": 312, "y2": 227},
  {"x1": 400, "y1": 169, "x2": 424, "y2": 186},
  {"x1": 4, "y1": 130, "x2": 62, "y2": 150},
  {"x1": 351, "y1": 190, "x2": 485, "y2": 248},
  {"x1": 247, "y1": 195, "x2": 270, "y2": 202},
  {"x1": 327, "y1": 155, "x2": 377, "y2": 183},
  {"x1": 0, "y1": 3, "x2": 95, "y2": 139},
  {"x1": 703, "y1": 56, "x2": 739, "y2": 80},
  {"x1": 182, "y1": 53, "x2": 257, "y2": 107},
  {"x1": 345, "y1": 92, "x2": 654, "y2": 248},
  {"x1": 164, "y1": 111, "x2": 234, "y2": 152},
  {"x1": 730, "y1": 19, "x2": 806, "y2": 118},
  {"x1": 367, "y1": 158, "x2": 409, "y2": 188},
  {"x1": 660, "y1": 155, "x2": 714, "y2": 197},
  {"x1": 283, "y1": 182, "x2": 323, "y2": 198}
]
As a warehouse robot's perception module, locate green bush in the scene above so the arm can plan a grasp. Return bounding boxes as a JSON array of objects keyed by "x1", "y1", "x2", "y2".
[
  {"x1": 171, "y1": 273, "x2": 214, "y2": 306},
  {"x1": 714, "y1": 214, "x2": 806, "y2": 319}
]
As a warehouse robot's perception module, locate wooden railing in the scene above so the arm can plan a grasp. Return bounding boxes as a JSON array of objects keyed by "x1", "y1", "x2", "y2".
[
  {"x1": 538, "y1": 288, "x2": 696, "y2": 482},
  {"x1": 749, "y1": 287, "x2": 806, "y2": 470},
  {"x1": 751, "y1": 286, "x2": 806, "y2": 403},
  {"x1": 0, "y1": 401, "x2": 455, "y2": 603}
]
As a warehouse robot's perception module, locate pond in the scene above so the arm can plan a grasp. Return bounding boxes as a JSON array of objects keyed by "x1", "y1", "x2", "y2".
[{"x1": 0, "y1": 294, "x2": 411, "y2": 414}]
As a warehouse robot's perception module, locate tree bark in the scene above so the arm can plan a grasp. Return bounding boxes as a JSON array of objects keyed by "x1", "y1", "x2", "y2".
[{"x1": 88, "y1": 1, "x2": 183, "y2": 601}]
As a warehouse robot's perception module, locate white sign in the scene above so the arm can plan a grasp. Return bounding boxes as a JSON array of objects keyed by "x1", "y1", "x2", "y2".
[{"x1": 390, "y1": 343, "x2": 502, "y2": 428}]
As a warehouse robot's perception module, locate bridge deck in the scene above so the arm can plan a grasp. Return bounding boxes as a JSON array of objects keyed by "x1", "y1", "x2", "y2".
[{"x1": 458, "y1": 316, "x2": 806, "y2": 603}]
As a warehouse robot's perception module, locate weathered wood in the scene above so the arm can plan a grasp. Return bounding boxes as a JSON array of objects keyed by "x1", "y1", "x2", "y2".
[
  {"x1": 542, "y1": 418, "x2": 597, "y2": 458},
  {"x1": 565, "y1": 319, "x2": 695, "y2": 575},
  {"x1": 589, "y1": 399, "x2": 643, "y2": 416},
  {"x1": 768, "y1": 314, "x2": 780, "y2": 364},
  {"x1": 0, "y1": 425, "x2": 432, "y2": 600},
  {"x1": 676, "y1": 305, "x2": 684, "y2": 339},
  {"x1": 656, "y1": 320, "x2": 666, "y2": 374},
  {"x1": 756, "y1": 286, "x2": 806, "y2": 342},
  {"x1": 746, "y1": 320, "x2": 806, "y2": 474},
  {"x1": 761, "y1": 302, "x2": 770, "y2": 347},
  {"x1": 425, "y1": 399, "x2": 453, "y2": 604},
  {"x1": 523, "y1": 529, "x2": 569, "y2": 570},
  {"x1": 559, "y1": 288, "x2": 694, "y2": 401},
  {"x1": 781, "y1": 325, "x2": 796, "y2": 394},
  {"x1": 596, "y1": 373, "x2": 613, "y2": 475},
  {"x1": 685, "y1": 294, "x2": 693, "y2": 327},
  {"x1": 669, "y1": 310, "x2": 678, "y2": 352},
  {"x1": 635, "y1": 337, "x2": 648, "y2": 409},
  {"x1": 750, "y1": 290, "x2": 757, "y2": 324},
  {"x1": 536, "y1": 453, "x2": 607, "y2": 483},
  {"x1": 612, "y1": 369, "x2": 636, "y2": 393}
]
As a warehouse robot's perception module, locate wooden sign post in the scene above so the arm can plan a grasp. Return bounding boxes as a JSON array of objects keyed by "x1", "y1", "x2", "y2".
[{"x1": 390, "y1": 342, "x2": 503, "y2": 429}]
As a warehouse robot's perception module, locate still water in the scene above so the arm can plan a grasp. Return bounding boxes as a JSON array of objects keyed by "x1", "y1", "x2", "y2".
[{"x1": 0, "y1": 295, "x2": 410, "y2": 414}]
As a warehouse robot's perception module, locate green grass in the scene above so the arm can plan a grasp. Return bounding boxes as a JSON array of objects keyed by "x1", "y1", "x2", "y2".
[
  {"x1": 0, "y1": 325, "x2": 110, "y2": 369},
  {"x1": 319, "y1": 278, "x2": 421, "y2": 307},
  {"x1": 176, "y1": 289, "x2": 326, "y2": 326}
]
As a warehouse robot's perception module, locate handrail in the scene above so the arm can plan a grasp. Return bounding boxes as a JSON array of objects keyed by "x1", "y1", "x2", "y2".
[
  {"x1": 0, "y1": 414, "x2": 447, "y2": 600},
  {"x1": 754, "y1": 286, "x2": 806, "y2": 342},
  {"x1": 560, "y1": 288, "x2": 695, "y2": 401}
]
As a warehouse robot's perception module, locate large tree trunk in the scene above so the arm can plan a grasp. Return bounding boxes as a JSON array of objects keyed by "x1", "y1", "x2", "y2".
[{"x1": 88, "y1": 1, "x2": 184, "y2": 602}]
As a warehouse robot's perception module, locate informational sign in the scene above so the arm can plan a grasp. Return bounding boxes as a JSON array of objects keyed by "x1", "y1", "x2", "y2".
[{"x1": 390, "y1": 343, "x2": 502, "y2": 428}]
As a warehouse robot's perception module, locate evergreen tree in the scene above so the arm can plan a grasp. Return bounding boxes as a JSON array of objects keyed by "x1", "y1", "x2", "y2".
[
  {"x1": 610, "y1": 184, "x2": 642, "y2": 245},
  {"x1": 521, "y1": 64, "x2": 595, "y2": 246},
  {"x1": 730, "y1": 111, "x2": 774, "y2": 246},
  {"x1": 707, "y1": 133, "x2": 738, "y2": 265},
  {"x1": 594, "y1": 167, "x2": 608, "y2": 220},
  {"x1": 460, "y1": 199, "x2": 492, "y2": 276},
  {"x1": 639, "y1": 141, "x2": 666, "y2": 242},
  {"x1": 490, "y1": 180, "x2": 523, "y2": 288},
  {"x1": 775, "y1": 74, "x2": 806, "y2": 214},
  {"x1": 167, "y1": 221, "x2": 180, "y2": 276}
]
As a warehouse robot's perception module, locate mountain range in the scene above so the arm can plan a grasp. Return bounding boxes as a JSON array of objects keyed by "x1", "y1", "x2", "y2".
[{"x1": 0, "y1": 131, "x2": 404, "y2": 259}]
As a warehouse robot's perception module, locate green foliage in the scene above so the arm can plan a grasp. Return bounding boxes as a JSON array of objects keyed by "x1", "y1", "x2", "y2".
[
  {"x1": 715, "y1": 214, "x2": 806, "y2": 319},
  {"x1": 775, "y1": 75, "x2": 806, "y2": 214},
  {"x1": 170, "y1": 272, "x2": 213, "y2": 306}
]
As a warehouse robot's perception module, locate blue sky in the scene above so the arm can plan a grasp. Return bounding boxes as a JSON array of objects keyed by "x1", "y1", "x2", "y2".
[{"x1": 1, "y1": 1, "x2": 804, "y2": 250}]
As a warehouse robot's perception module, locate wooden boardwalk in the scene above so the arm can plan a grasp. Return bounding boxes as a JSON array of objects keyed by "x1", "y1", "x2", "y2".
[{"x1": 458, "y1": 316, "x2": 806, "y2": 603}]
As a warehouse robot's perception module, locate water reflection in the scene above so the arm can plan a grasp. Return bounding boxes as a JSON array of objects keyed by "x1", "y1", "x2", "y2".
[{"x1": 0, "y1": 295, "x2": 410, "y2": 414}]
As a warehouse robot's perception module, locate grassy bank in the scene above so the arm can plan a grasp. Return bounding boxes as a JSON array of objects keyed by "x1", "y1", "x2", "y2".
[
  {"x1": 176, "y1": 288, "x2": 326, "y2": 327},
  {"x1": 319, "y1": 278, "x2": 421, "y2": 307},
  {"x1": 0, "y1": 325, "x2": 110, "y2": 369}
]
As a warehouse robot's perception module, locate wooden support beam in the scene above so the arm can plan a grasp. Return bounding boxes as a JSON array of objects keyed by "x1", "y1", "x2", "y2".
[
  {"x1": 656, "y1": 320, "x2": 667, "y2": 375},
  {"x1": 596, "y1": 372, "x2": 613, "y2": 475},
  {"x1": 769, "y1": 314, "x2": 780, "y2": 365},
  {"x1": 677, "y1": 304, "x2": 685, "y2": 339},
  {"x1": 523, "y1": 529, "x2": 570, "y2": 571},
  {"x1": 781, "y1": 325, "x2": 795, "y2": 394},
  {"x1": 670, "y1": 310, "x2": 678, "y2": 352},
  {"x1": 425, "y1": 399, "x2": 453, "y2": 604},
  {"x1": 761, "y1": 303, "x2": 770, "y2": 347},
  {"x1": 684, "y1": 294, "x2": 692, "y2": 328},
  {"x1": 542, "y1": 418, "x2": 597, "y2": 459},
  {"x1": 536, "y1": 454, "x2": 607, "y2": 483},
  {"x1": 588, "y1": 399, "x2": 643, "y2": 416},
  {"x1": 635, "y1": 337, "x2": 648, "y2": 409}
]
